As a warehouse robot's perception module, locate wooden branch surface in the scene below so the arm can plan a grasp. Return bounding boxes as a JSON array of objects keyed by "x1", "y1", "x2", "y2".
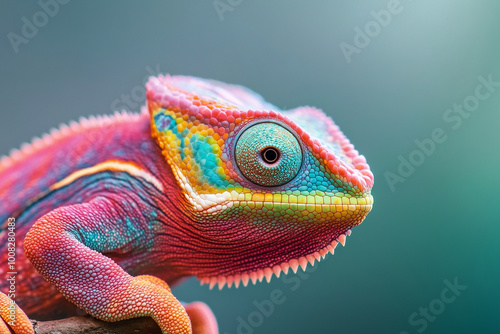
[{"x1": 31, "y1": 316, "x2": 162, "y2": 334}]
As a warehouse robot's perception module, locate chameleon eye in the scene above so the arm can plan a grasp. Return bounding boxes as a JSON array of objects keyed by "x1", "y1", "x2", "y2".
[{"x1": 235, "y1": 122, "x2": 302, "y2": 187}]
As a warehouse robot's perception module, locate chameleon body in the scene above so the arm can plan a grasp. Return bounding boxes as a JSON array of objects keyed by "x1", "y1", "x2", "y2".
[{"x1": 0, "y1": 75, "x2": 373, "y2": 333}]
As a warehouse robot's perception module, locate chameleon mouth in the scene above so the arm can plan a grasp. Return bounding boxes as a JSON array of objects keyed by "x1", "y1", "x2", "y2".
[
  {"x1": 204, "y1": 194, "x2": 373, "y2": 220},
  {"x1": 198, "y1": 229, "x2": 352, "y2": 290}
]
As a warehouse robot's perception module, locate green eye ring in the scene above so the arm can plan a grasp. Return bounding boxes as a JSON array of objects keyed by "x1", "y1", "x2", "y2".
[{"x1": 234, "y1": 121, "x2": 303, "y2": 187}]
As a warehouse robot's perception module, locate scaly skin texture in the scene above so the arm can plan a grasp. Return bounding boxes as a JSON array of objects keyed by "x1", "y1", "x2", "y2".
[{"x1": 0, "y1": 75, "x2": 373, "y2": 333}]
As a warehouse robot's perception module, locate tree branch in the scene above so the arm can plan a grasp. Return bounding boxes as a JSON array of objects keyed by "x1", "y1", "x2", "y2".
[{"x1": 31, "y1": 316, "x2": 162, "y2": 334}]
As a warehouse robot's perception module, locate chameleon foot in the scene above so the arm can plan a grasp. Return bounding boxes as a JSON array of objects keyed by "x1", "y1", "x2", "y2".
[{"x1": 184, "y1": 301, "x2": 218, "y2": 334}]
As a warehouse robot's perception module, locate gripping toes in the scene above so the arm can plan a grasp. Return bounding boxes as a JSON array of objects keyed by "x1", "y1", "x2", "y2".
[
  {"x1": 0, "y1": 293, "x2": 33, "y2": 334},
  {"x1": 114, "y1": 275, "x2": 218, "y2": 334},
  {"x1": 121, "y1": 275, "x2": 191, "y2": 333}
]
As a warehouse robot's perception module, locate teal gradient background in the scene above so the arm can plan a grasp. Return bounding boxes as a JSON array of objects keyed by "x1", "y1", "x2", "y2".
[{"x1": 1, "y1": 1, "x2": 499, "y2": 333}]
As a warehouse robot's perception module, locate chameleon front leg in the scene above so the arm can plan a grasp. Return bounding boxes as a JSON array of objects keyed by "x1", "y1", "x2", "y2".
[{"x1": 24, "y1": 197, "x2": 192, "y2": 334}]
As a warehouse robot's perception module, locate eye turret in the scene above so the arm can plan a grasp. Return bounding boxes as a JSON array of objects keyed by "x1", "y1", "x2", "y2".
[{"x1": 235, "y1": 122, "x2": 302, "y2": 187}]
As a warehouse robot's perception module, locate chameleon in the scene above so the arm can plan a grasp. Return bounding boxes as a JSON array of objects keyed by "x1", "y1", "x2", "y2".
[{"x1": 0, "y1": 75, "x2": 374, "y2": 334}]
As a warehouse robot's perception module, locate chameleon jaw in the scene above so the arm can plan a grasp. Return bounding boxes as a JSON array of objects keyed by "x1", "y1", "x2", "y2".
[
  {"x1": 198, "y1": 229, "x2": 352, "y2": 290},
  {"x1": 194, "y1": 197, "x2": 372, "y2": 289}
]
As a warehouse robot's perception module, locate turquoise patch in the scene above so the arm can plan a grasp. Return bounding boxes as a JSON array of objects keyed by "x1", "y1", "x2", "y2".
[{"x1": 154, "y1": 113, "x2": 175, "y2": 132}]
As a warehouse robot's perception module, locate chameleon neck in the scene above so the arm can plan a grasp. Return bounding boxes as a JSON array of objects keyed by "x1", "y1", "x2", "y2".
[{"x1": 0, "y1": 111, "x2": 166, "y2": 225}]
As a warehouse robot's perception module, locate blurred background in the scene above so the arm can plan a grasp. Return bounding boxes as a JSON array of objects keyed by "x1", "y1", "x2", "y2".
[{"x1": 1, "y1": 1, "x2": 499, "y2": 333}]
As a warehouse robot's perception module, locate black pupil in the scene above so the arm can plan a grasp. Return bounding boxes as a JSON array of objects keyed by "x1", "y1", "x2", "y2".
[{"x1": 261, "y1": 147, "x2": 280, "y2": 164}]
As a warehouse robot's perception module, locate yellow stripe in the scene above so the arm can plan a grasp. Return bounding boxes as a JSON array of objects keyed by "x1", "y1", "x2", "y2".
[{"x1": 50, "y1": 160, "x2": 164, "y2": 192}]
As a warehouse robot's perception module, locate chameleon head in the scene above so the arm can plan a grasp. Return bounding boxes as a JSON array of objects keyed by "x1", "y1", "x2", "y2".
[{"x1": 146, "y1": 75, "x2": 373, "y2": 287}]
